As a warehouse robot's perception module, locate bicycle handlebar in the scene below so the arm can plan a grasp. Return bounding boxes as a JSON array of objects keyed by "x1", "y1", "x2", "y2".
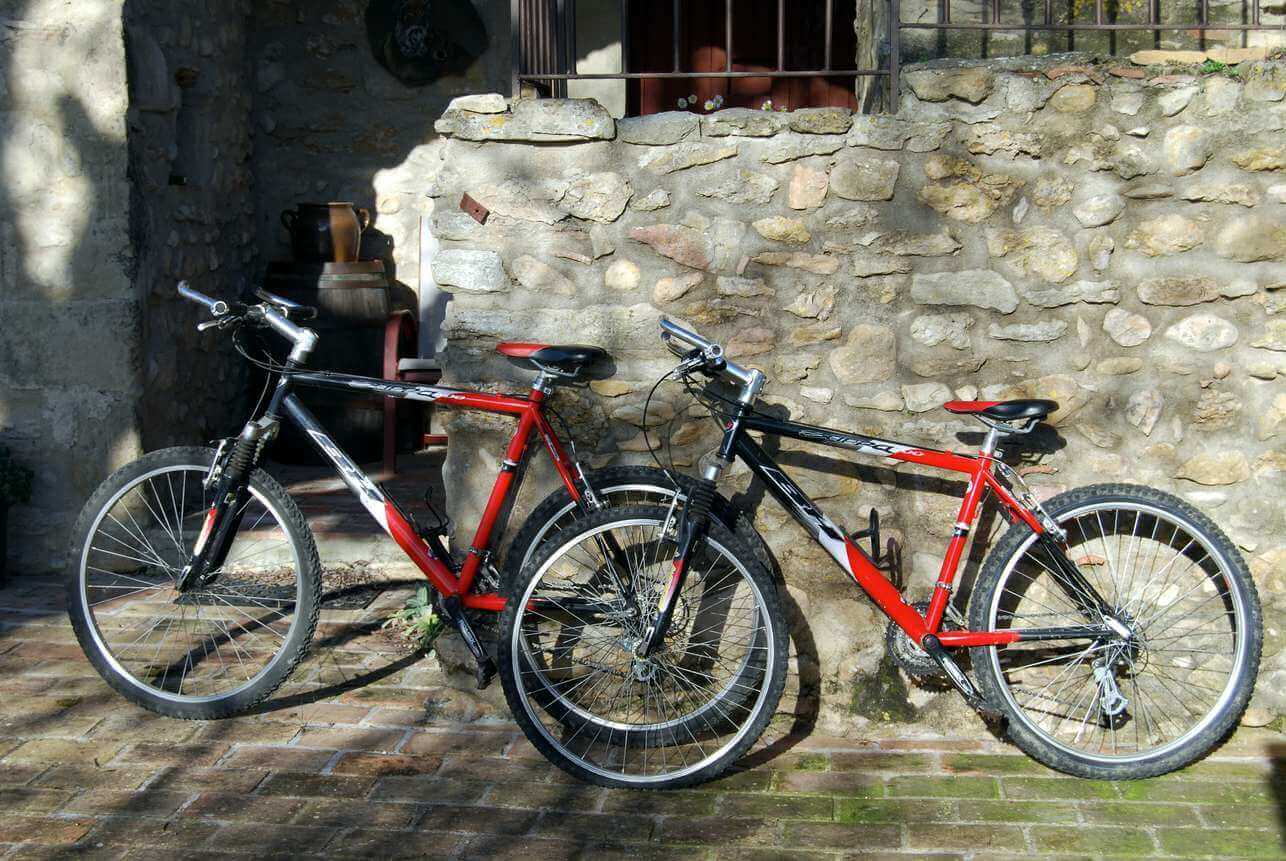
[
  {"x1": 177, "y1": 281, "x2": 318, "y2": 363},
  {"x1": 659, "y1": 317, "x2": 764, "y2": 400},
  {"x1": 177, "y1": 281, "x2": 230, "y2": 317}
]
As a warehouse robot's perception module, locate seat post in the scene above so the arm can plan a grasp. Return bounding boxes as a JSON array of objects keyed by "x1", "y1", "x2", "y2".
[
  {"x1": 980, "y1": 426, "x2": 1003, "y2": 458},
  {"x1": 530, "y1": 371, "x2": 555, "y2": 398}
]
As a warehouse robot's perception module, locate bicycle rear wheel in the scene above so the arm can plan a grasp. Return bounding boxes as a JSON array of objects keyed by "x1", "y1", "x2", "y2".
[
  {"x1": 970, "y1": 484, "x2": 1261, "y2": 779},
  {"x1": 67, "y1": 447, "x2": 322, "y2": 719},
  {"x1": 499, "y1": 504, "x2": 787, "y2": 788}
]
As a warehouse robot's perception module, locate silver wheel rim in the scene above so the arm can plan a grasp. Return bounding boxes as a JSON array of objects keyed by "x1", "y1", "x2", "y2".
[
  {"x1": 986, "y1": 500, "x2": 1248, "y2": 765},
  {"x1": 78, "y1": 463, "x2": 304, "y2": 704},
  {"x1": 510, "y1": 515, "x2": 775, "y2": 785}
]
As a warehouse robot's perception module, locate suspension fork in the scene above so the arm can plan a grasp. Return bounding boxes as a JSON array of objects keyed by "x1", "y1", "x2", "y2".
[
  {"x1": 638, "y1": 403, "x2": 745, "y2": 658},
  {"x1": 176, "y1": 418, "x2": 274, "y2": 592},
  {"x1": 638, "y1": 476, "x2": 717, "y2": 658}
]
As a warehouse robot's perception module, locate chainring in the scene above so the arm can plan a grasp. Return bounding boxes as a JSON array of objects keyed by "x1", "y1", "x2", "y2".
[{"x1": 885, "y1": 600, "x2": 959, "y2": 689}]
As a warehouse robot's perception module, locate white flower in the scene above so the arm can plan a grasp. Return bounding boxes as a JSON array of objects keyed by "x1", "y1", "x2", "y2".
[
  {"x1": 761, "y1": 99, "x2": 774, "y2": 110},
  {"x1": 677, "y1": 97, "x2": 688, "y2": 108},
  {"x1": 704, "y1": 99, "x2": 716, "y2": 111},
  {"x1": 713, "y1": 94, "x2": 724, "y2": 107},
  {"x1": 689, "y1": 93, "x2": 697, "y2": 102}
]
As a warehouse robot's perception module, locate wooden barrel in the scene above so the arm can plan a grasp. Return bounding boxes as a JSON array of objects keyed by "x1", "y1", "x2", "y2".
[
  {"x1": 264, "y1": 261, "x2": 390, "y2": 329},
  {"x1": 260, "y1": 261, "x2": 412, "y2": 465}
]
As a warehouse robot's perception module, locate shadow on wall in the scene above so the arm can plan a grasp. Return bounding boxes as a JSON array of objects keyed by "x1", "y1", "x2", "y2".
[
  {"x1": 248, "y1": 0, "x2": 512, "y2": 359},
  {"x1": 0, "y1": 0, "x2": 143, "y2": 571}
]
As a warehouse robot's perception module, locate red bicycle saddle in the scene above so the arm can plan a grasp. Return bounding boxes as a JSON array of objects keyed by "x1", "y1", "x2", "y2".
[
  {"x1": 497, "y1": 341, "x2": 615, "y2": 380},
  {"x1": 943, "y1": 399, "x2": 1059, "y2": 421}
]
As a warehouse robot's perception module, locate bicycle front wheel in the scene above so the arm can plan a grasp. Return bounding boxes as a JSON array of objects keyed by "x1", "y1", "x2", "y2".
[
  {"x1": 500, "y1": 464, "x2": 771, "y2": 590},
  {"x1": 499, "y1": 505, "x2": 787, "y2": 789},
  {"x1": 970, "y1": 484, "x2": 1261, "y2": 779},
  {"x1": 67, "y1": 447, "x2": 322, "y2": 719}
]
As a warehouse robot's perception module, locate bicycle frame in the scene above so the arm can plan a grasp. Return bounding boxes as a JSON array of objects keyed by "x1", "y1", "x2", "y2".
[
  {"x1": 272, "y1": 369, "x2": 586, "y2": 613},
  {"x1": 728, "y1": 413, "x2": 1109, "y2": 650}
]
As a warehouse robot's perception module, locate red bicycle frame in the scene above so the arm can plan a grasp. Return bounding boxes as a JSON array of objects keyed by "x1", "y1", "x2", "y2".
[
  {"x1": 283, "y1": 370, "x2": 586, "y2": 614},
  {"x1": 731, "y1": 415, "x2": 1107, "y2": 651}
]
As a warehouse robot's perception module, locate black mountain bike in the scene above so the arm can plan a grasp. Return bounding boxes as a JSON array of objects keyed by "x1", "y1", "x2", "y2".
[{"x1": 499, "y1": 318, "x2": 1262, "y2": 789}]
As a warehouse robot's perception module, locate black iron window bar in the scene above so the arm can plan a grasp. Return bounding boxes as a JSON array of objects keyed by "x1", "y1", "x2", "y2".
[
  {"x1": 510, "y1": 0, "x2": 897, "y2": 107},
  {"x1": 511, "y1": 0, "x2": 1283, "y2": 117}
]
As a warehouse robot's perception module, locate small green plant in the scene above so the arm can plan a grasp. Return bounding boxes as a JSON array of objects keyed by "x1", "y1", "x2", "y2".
[
  {"x1": 382, "y1": 584, "x2": 446, "y2": 652},
  {"x1": 1200, "y1": 58, "x2": 1240, "y2": 78},
  {"x1": 0, "y1": 447, "x2": 33, "y2": 508}
]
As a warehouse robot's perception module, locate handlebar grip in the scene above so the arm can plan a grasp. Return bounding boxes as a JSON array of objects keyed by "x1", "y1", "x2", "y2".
[
  {"x1": 660, "y1": 317, "x2": 715, "y2": 353},
  {"x1": 177, "y1": 281, "x2": 228, "y2": 316}
]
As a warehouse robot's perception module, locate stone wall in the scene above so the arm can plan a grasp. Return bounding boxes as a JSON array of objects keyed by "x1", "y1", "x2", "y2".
[
  {"x1": 0, "y1": 0, "x2": 141, "y2": 568},
  {"x1": 125, "y1": 0, "x2": 258, "y2": 451},
  {"x1": 430, "y1": 54, "x2": 1286, "y2": 732}
]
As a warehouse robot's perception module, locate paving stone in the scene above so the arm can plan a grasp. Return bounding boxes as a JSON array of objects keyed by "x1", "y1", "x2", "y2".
[
  {"x1": 961, "y1": 799, "x2": 1081, "y2": 823},
  {"x1": 1197, "y1": 802, "x2": 1281, "y2": 829},
  {"x1": 111, "y1": 742, "x2": 230, "y2": 768},
  {"x1": 533, "y1": 811, "x2": 656, "y2": 842},
  {"x1": 259, "y1": 772, "x2": 377, "y2": 798},
  {"x1": 774, "y1": 770, "x2": 884, "y2": 796},
  {"x1": 717, "y1": 793, "x2": 834, "y2": 819},
  {"x1": 329, "y1": 827, "x2": 460, "y2": 858},
  {"x1": 600, "y1": 789, "x2": 716, "y2": 816},
  {"x1": 331, "y1": 752, "x2": 443, "y2": 776},
  {"x1": 185, "y1": 792, "x2": 307, "y2": 821},
  {"x1": 141, "y1": 766, "x2": 268, "y2": 794},
  {"x1": 784, "y1": 820, "x2": 902, "y2": 849},
  {"x1": 371, "y1": 776, "x2": 489, "y2": 805},
  {"x1": 889, "y1": 775, "x2": 999, "y2": 798},
  {"x1": 1117, "y1": 776, "x2": 1274, "y2": 804},
  {"x1": 4, "y1": 738, "x2": 126, "y2": 765},
  {"x1": 217, "y1": 746, "x2": 334, "y2": 772},
  {"x1": 1029, "y1": 825, "x2": 1156, "y2": 855},
  {"x1": 486, "y1": 781, "x2": 606, "y2": 812},
  {"x1": 835, "y1": 797, "x2": 955, "y2": 823},
  {"x1": 658, "y1": 815, "x2": 778, "y2": 845},
  {"x1": 293, "y1": 798, "x2": 419, "y2": 829},
  {"x1": 907, "y1": 823, "x2": 1025, "y2": 851},
  {"x1": 456, "y1": 834, "x2": 582, "y2": 860},
  {"x1": 830, "y1": 751, "x2": 939, "y2": 772},
  {"x1": 1001, "y1": 776, "x2": 1119, "y2": 800},
  {"x1": 1080, "y1": 800, "x2": 1201, "y2": 826},
  {"x1": 0, "y1": 816, "x2": 97, "y2": 845},
  {"x1": 0, "y1": 786, "x2": 74, "y2": 813},
  {"x1": 207, "y1": 822, "x2": 339, "y2": 854},
  {"x1": 941, "y1": 754, "x2": 1054, "y2": 775}
]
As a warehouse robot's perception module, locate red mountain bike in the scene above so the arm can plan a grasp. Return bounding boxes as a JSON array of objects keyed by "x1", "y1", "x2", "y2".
[
  {"x1": 498, "y1": 318, "x2": 1263, "y2": 788},
  {"x1": 66, "y1": 284, "x2": 751, "y2": 718}
]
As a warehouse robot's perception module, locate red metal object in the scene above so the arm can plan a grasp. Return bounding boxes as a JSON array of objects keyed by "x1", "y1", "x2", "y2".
[
  {"x1": 382, "y1": 311, "x2": 444, "y2": 474},
  {"x1": 942, "y1": 400, "x2": 1002, "y2": 414},
  {"x1": 376, "y1": 379, "x2": 583, "y2": 610},
  {"x1": 810, "y1": 441, "x2": 1050, "y2": 647},
  {"x1": 496, "y1": 342, "x2": 549, "y2": 358}
]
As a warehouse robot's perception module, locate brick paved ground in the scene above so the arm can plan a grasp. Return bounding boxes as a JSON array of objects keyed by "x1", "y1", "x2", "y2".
[{"x1": 1, "y1": 573, "x2": 1282, "y2": 860}]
